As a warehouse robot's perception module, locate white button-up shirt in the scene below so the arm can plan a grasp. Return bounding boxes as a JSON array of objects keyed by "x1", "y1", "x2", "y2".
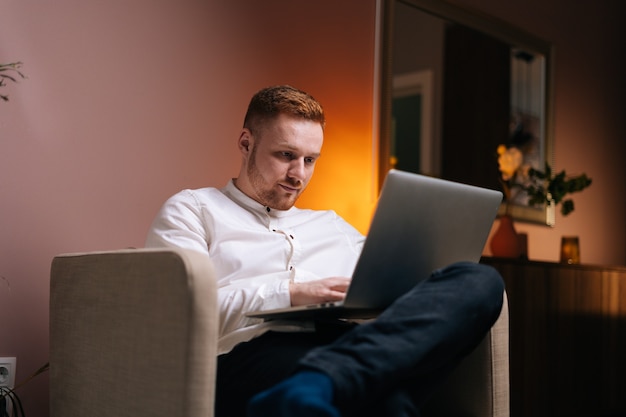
[{"x1": 145, "y1": 180, "x2": 365, "y2": 354}]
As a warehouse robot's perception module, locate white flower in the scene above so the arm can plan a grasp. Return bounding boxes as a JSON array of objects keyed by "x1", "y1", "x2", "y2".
[{"x1": 497, "y1": 145, "x2": 523, "y2": 181}]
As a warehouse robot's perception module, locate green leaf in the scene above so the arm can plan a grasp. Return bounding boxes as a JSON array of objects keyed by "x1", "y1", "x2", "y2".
[{"x1": 561, "y1": 199, "x2": 575, "y2": 216}]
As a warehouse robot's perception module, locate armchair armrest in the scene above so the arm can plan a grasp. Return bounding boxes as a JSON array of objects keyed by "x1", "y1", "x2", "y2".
[
  {"x1": 422, "y1": 292, "x2": 510, "y2": 417},
  {"x1": 50, "y1": 248, "x2": 218, "y2": 417}
]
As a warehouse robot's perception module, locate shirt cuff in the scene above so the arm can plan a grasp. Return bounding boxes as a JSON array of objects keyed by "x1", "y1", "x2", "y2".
[{"x1": 261, "y1": 278, "x2": 292, "y2": 309}]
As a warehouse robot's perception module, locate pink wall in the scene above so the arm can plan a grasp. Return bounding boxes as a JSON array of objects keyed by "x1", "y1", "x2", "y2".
[
  {"x1": 0, "y1": 1, "x2": 377, "y2": 414},
  {"x1": 1, "y1": 0, "x2": 624, "y2": 414}
]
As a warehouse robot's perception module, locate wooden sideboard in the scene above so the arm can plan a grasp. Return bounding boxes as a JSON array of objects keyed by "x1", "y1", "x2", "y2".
[{"x1": 482, "y1": 257, "x2": 626, "y2": 417}]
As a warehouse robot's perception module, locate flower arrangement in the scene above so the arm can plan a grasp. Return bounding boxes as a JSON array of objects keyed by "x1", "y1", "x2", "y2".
[{"x1": 496, "y1": 144, "x2": 592, "y2": 216}]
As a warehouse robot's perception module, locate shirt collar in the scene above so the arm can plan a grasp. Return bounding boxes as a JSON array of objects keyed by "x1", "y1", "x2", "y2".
[{"x1": 221, "y1": 179, "x2": 296, "y2": 218}]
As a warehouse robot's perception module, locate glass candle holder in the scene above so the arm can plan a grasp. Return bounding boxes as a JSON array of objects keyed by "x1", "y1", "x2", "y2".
[{"x1": 560, "y1": 236, "x2": 580, "y2": 264}]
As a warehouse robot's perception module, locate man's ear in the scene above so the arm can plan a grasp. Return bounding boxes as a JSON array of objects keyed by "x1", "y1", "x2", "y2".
[{"x1": 238, "y1": 129, "x2": 253, "y2": 154}]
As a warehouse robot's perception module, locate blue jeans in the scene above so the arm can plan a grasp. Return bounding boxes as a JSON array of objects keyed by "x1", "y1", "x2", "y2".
[{"x1": 215, "y1": 262, "x2": 504, "y2": 417}]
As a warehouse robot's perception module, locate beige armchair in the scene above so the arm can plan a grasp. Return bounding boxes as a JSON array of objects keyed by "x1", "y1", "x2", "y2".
[{"x1": 49, "y1": 248, "x2": 509, "y2": 417}]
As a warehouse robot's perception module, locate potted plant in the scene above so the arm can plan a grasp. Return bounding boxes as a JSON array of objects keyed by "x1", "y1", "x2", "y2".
[{"x1": 491, "y1": 144, "x2": 592, "y2": 258}]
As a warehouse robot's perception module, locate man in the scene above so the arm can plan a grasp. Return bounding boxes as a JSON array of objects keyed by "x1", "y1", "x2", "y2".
[{"x1": 145, "y1": 85, "x2": 504, "y2": 417}]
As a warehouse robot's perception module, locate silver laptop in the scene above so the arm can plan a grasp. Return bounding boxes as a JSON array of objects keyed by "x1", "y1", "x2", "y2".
[{"x1": 246, "y1": 169, "x2": 502, "y2": 320}]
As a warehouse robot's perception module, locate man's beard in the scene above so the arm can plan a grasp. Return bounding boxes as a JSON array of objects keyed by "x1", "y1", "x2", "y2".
[{"x1": 247, "y1": 148, "x2": 302, "y2": 210}]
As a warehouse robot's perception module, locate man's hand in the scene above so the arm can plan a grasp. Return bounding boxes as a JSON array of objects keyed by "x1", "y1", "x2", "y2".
[{"x1": 289, "y1": 277, "x2": 351, "y2": 306}]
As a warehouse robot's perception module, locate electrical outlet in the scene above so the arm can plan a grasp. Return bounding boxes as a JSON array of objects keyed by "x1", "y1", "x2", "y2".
[
  {"x1": 1, "y1": 357, "x2": 17, "y2": 417},
  {"x1": 0, "y1": 357, "x2": 16, "y2": 388}
]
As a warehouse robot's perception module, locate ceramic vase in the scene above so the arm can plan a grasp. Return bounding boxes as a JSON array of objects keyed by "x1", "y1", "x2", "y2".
[{"x1": 490, "y1": 214, "x2": 522, "y2": 258}]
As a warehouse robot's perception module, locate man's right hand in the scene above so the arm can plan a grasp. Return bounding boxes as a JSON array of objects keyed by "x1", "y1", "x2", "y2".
[{"x1": 289, "y1": 277, "x2": 351, "y2": 306}]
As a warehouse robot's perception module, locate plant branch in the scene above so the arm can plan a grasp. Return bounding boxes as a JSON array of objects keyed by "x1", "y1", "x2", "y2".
[
  {"x1": 0, "y1": 276, "x2": 11, "y2": 293},
  {"x1": 521, "y1": 162, "x2": 592, "y2": 216},
  {"x1": 0, "y1": 62, "x2": 26, "y2": 102},
  {"x1": 13, "y1": 363, "x2": 49, "y2": 392}
]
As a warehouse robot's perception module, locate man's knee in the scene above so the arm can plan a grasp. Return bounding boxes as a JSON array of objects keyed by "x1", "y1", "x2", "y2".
[
  {"x1": 434, "y1": 261, "x2": 504, "y2": 316},
  {"x1": 439, "y1": 261, "x2": 503, "y2": 290}
]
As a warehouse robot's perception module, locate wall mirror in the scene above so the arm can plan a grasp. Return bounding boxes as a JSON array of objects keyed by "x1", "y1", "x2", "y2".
[{"x1": 379, "y1": 0, "x2": 555, "y2": 225}]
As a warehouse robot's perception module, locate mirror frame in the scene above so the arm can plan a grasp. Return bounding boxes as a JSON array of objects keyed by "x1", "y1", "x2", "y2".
[{"x1": 379, "y1": 0, "x2": 556, "y2": 225}]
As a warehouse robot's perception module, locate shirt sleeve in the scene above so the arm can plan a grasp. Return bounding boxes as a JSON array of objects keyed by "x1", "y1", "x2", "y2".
[
  {"x1": 145, "y1": 190, "x2": 293, "y2": 337},
  {"x1": 145, "y1": 190, "x2": 211, "y2": 254},
  {"x1": 217, "y1": 278, "x2": 291, "y2": 337}
]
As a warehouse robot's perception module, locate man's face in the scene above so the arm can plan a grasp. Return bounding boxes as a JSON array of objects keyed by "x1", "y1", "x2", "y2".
[{"x1": 242, "y1": 113, "x2": 323, "y2": 210}]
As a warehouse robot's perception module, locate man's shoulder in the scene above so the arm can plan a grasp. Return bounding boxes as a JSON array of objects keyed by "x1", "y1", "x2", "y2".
[
  {"x1": 169, "y1": 186, "x2": 224, "y2": 200},
  {"x1": 161, "y1": 186, "x2": 234, "y2": 212}
]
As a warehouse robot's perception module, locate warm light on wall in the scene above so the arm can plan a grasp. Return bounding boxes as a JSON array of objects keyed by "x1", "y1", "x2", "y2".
[
  {"x1": 293, "y1": 70, "x2": 380, "y2": 235},
  {"x1": 298, "y1": 131, "x2": 378, "y2": 236}
]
